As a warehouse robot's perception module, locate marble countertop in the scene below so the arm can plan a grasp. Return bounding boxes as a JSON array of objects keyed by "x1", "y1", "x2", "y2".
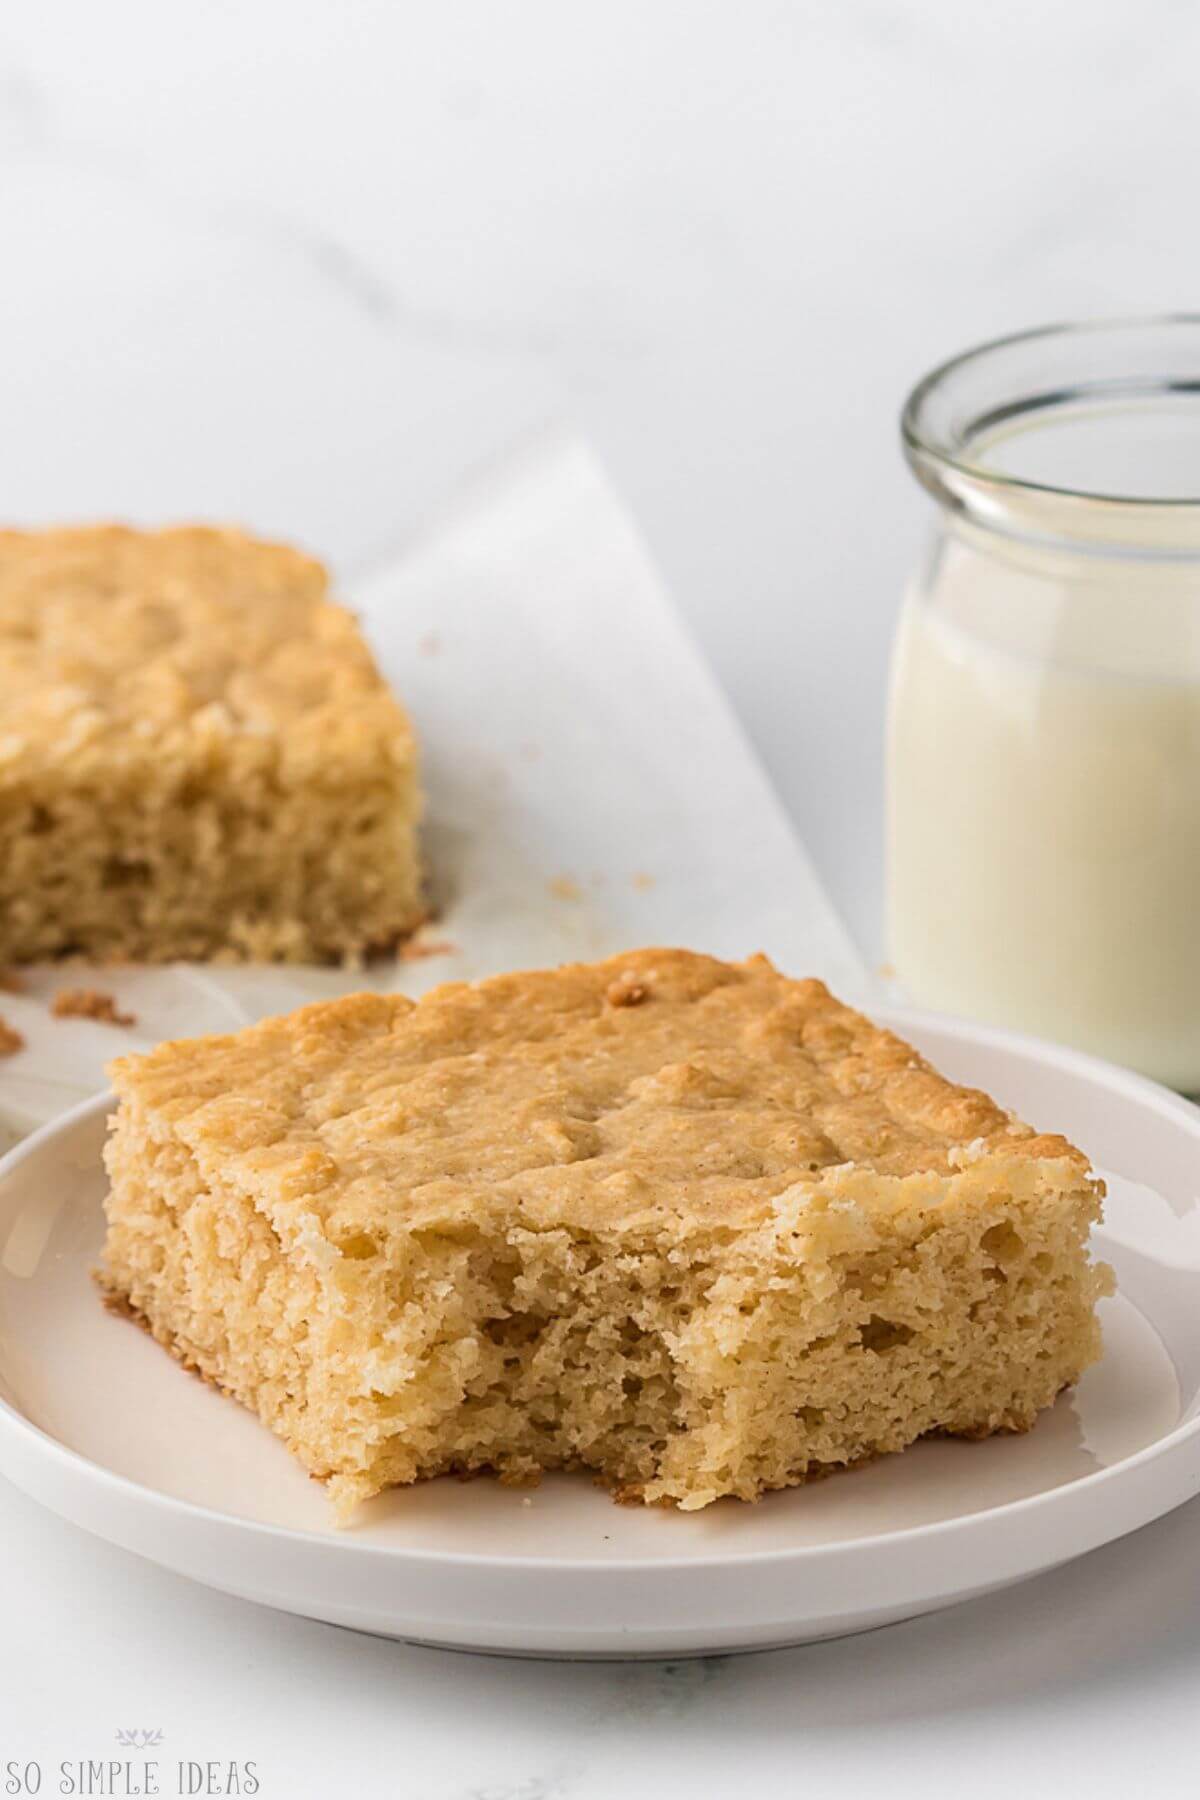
[{"x1": 2, "y1": 1, "x2": 1198, "y2": 1792}]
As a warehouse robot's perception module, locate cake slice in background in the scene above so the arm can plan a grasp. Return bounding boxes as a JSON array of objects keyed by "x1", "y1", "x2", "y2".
[{"x1": 0, "y1": 524, "x2": 423, "y2": 963}]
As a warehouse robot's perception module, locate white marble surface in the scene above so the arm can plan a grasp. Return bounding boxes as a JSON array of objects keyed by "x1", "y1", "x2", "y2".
[{"x1": 2, "y1": 0, "x2": 1199, "y2": 1791}]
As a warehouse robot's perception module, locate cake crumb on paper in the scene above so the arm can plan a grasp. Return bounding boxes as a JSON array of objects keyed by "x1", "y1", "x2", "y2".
[
  {"x1": 52, "y1": 988, "x2": 137, "y2": 1027},
  {"x1": 0, "y1": 1015, "x2": 24, "y2": 1056},
  {"x1": 631, "y1": 871, "x2": 655, "y2": 891},
  {"x1": 398, "y1": 937, "x2": 457, "y2": 964},
  {"x1": 548, "y1": 876, "x2": 582, "y2": 902}
]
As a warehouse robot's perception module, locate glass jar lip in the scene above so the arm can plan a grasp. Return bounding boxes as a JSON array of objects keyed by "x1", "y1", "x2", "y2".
[{"x1": 902, "y1": 313, "x2": 1200, "y2": 513}]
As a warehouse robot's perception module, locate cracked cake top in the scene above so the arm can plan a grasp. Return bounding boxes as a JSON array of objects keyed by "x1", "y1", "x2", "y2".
[
  {"x1": 108, "y1": 951, "x2": 1089, "y2": 1240},
  {"x1": 0, "y1": 524, "x2": 414, "y2": 776}
]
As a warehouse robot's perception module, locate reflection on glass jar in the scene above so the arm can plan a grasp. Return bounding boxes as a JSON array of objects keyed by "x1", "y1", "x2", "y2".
[{"x1": 888, "y1": 317, "x2": 1200, "y2": 1090}]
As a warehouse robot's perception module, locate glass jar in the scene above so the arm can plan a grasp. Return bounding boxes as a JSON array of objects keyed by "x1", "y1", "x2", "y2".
[{"x1": 888, "y1": 316, "x2": 1200, "y2": 1090}]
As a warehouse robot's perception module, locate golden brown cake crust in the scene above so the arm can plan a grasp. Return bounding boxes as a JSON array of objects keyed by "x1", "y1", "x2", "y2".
[
  {"x1": 0, "y1": 523, "x2": 415, "y2": 777},
  {"x1": 108, "y1": 949, "x2": 1089, "y2": 1239}
]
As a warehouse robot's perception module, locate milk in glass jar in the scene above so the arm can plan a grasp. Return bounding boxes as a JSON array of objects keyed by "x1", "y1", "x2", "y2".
[{"x1": 889, "y1": 318, "x2": 1200, "y2": 1089}]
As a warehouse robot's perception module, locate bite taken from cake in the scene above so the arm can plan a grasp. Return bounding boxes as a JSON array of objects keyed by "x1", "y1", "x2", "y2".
[{"x1": 98, "y1": 950, "x2": 1111, "y2": 1518}]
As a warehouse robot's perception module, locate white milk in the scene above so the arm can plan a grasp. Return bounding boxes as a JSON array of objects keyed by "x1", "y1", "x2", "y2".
[{"x1": 888, "y1": 526, "x2": 1200, "y2": 1089}]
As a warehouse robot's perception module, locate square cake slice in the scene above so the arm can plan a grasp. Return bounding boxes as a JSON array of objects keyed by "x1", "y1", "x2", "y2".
[
  {"x1": 99, "y1": 951, "x2": 1111, "y2": 1516},
  {"x1": 0, "y1": 524, "x2": 422, "y2": 962}
]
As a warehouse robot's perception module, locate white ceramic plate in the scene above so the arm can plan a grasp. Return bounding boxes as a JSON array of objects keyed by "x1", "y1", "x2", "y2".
[{"x1": 0, "y1": 1005, "x2": 1198, "y2": 1659}]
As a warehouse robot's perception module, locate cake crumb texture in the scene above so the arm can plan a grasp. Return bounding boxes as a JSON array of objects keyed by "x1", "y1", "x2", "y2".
[
  {"x1": 0, "y1": 1015, "x2": 23, "y2": 1056},
  {"x1": 0, "y1": 524, "x2": 423, "y2": 963},
  {"x1": 99, "y1": 950, "x2": 1111, "y2": 1517}
]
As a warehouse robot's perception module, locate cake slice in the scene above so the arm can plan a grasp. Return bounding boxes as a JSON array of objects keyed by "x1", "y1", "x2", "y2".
[
  {"x1": 0, "y1": 524, "x2": 422, "y2": 963},
  {"x1": 99, "y1": 951, "x2": 1111, "y2": 1516}
]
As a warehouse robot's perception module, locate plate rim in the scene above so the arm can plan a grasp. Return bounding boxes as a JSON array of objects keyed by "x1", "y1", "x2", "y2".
[{"x1": 1, "y1": 1002, "x2": 1198, "y2": 1574}]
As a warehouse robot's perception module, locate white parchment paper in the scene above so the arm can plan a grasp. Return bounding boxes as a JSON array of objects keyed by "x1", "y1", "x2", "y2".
[{"x1": 0, "y1": 430, "x2": 865, "y2": 1148}]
